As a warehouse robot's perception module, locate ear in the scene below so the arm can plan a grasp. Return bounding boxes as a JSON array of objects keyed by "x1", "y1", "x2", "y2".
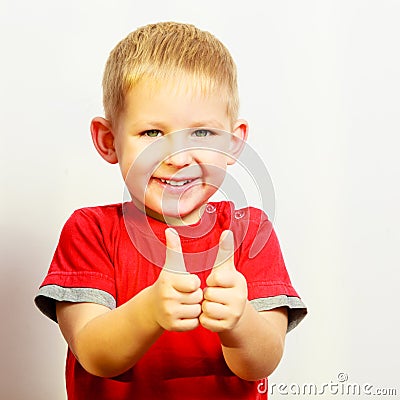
[
  {"x1": 90, "y1": 117, "x2": 118, "y2": 164},
  {"x1": 227, "y1": 119, "x2": 249, "y2": 165}
]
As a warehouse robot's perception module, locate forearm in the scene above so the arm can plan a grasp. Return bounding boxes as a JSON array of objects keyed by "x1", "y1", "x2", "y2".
[
  {"x1": 69, "y1": 286, "x2": 163, "y2": 378},
  {"x1": 219, "y1": 303, "x2": 287, "y2": 381}
]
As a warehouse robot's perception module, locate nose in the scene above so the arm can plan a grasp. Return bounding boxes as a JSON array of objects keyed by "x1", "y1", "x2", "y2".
[
  {"x1": 163, "y1": 130, "x2": 195, "y2": 167},
  {"x1": 164, "y1": 149, "x2": 193, "y2": 168}
]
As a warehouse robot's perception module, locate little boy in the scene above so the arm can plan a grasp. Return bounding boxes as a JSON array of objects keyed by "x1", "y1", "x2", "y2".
[{"x1": 35, "y1": 22, "x2": 307, "y2": 399}]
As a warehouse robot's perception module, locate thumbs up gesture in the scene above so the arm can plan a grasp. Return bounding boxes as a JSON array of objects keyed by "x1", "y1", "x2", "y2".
[
  {"x1": 200, "y1": 230, "x2": 248, "y2": 332},
  {"x1": 150, "y1": 228, "x2": 203, "y2": 332}
]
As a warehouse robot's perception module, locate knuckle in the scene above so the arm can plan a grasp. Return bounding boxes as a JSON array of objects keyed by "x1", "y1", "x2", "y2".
[
  {"x1": 177, "y1": 319, "x2": 198, "y2": 332},
  {"x1": 225, "y1": 320, "x2": 232, "y2": 329},
  {"x1": 199, "y1": 314, "x2": 210, "y2": 329},
  {"x1": 161, "y1": 287, "x2": 176, "y2": 302},
  {"x1": 160, "y1": 304, "x2": 175, "y2": 320},
  {"x1": 231, "y1": 309, "x2": 242, "y2": 321},
  {"x1": 194, "y1": 288, "x2": 204, "y2": 303},
  {"x1": 187, "y1": 275, "x2": 200, "y2": 291},
  {"x1": 193, "y1": 304, "x2": 202, "y2": 317},
  {"x1": 203, "y1": 287, "x2": 214, "y2": 301},
  {"x1": 212, "y1": 272, "x2": 222, "y2": 285}
]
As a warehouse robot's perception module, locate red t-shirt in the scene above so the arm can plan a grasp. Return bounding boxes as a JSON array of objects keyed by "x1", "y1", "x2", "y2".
[{"x1": 35, "y1": 201, "x2": 306, "y2": 400}]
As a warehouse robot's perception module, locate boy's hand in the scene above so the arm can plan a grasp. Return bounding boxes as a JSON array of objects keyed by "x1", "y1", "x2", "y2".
[
  {"x1": 150, "y1": 228, "x2": 203, "y2": 332},
  {"x1": 200, "y1": 230, "x2": 248, "y2": 332}
]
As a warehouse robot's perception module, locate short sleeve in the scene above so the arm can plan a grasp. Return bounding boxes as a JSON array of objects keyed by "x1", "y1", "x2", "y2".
[
  {"x1": 34, "y1": 209, "x2": 117, "y2": 322},
  {"x1": 236, "y1": 209, "x2": 307, "y2": 332}
]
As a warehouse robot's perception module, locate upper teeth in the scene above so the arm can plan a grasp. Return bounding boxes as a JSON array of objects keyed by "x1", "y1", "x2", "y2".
[{"x1": 160, "y1": 178, "x2": 192, "y2": 186}]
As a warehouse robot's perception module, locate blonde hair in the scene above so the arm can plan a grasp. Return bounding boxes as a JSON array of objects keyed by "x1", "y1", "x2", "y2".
[{"x1": 102, "y1": 22, "x2": 239, "y2": 126}]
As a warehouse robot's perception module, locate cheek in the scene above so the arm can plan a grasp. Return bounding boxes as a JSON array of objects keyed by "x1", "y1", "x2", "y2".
[
  {"x1": 200, "y1": 162, "x2": 227, "y2": 189},
  {"x1": 120, "y1": 145, "x2": 160, "y2": 179},
  {"x1": 123, "y1": 140, "x2": 173, "y2": 174},
  {"x1": 122, "y1": 155, "x2": 152, "y2": 194},
  {"x1": 199, "y1": 152, "x2": 228, "y2": 173}
]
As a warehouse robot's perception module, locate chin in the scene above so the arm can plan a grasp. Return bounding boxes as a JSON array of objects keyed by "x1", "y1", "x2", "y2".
[
  {"x1": 158, "y1": 202, "x2": 205, "y2": 225},
  {"x1": 162, "y1": 206, "x2": 198, "y2": 220}
]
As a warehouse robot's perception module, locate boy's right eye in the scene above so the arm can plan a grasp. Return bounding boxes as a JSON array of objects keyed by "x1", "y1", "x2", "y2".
[{"x1": 141, "y1": 129, "x2": 163, "y2": 138}]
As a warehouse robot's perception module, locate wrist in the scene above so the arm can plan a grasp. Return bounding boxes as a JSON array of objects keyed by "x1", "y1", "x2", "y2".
[
  {"x1": 218, "y1": 301, "x2": 253, "y2": 347},
  {"x1": 136, "y1": 285, "x2": 165, "y2": 333}
]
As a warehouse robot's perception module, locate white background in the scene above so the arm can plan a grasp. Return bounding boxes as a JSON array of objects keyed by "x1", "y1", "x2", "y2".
[{"x1": 1, "y1": 0, "x2": 399, "y2": 399}]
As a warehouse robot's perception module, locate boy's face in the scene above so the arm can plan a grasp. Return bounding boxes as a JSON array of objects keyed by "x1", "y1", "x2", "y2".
[{"x1": 102, "y1": 77, "x2": 247, "y2": 225}]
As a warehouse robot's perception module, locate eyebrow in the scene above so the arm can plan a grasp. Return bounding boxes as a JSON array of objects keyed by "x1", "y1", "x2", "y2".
[
  {"x1": 189, "y1": 120, "x2": 226, "y2": 130},
  {"x1": 131, "y1": 120, "x2": 227, "y2": 131}
]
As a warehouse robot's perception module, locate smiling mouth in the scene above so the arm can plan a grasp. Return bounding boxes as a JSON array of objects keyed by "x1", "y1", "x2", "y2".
[{"x1": 158, "y1": 178, "x2": 194, "y2": 187}]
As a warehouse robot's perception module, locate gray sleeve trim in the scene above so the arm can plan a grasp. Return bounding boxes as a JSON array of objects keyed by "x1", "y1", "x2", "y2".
[
  {"x1": 34, "y1": 285, "x2": 116, "y2": 323},
  {"x1": 250, "y1": 295, "x2": 307, "y2": 333}
]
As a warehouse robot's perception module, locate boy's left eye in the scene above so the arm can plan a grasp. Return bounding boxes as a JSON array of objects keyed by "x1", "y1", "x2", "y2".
[{"x1": 192, "y1": 129, "x2": 213, "y2": 138}]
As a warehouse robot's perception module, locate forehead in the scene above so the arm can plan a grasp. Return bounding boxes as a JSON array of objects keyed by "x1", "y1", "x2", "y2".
[
  {"x1": 120, "y1": 76, "x2": 232, "y2": 130},
  {"x1": 131, "y1": 73, "x2": 228, "y2": 105}
]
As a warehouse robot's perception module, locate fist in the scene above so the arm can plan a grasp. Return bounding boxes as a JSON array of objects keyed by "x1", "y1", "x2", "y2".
[
  {"x1": 200, "y1": 230, "x2": 248, "y2": 332},
  {"x1": 151, "y1": 228, "x2": 203, "y2": 332}
]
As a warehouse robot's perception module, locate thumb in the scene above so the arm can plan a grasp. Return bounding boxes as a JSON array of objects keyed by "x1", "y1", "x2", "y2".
[
  {"x1": 164, "y1": 228, "x2": 187, "y2": 273},
  {"x1": 213, "y1": 230, "x2": 235, "y2": 270}
]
